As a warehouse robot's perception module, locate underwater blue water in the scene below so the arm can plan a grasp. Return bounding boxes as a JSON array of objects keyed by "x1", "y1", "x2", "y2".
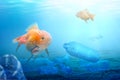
[{"x1": 0, "y1": 0, "x2": 120, "y2": 79}]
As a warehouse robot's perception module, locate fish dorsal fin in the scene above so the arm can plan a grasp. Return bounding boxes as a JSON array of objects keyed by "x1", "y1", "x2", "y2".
[
  {"x1": 84, "y1": 9, "x2": 88, "y2": 12},
  {"x1": 26, "y1": 23, "x2": 39, "y2": 32}
]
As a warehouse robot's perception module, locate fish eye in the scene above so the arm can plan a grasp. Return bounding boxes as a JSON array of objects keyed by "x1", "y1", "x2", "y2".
[{"x1": 41, "y1": 37, "x2": 45, "y2": 40}]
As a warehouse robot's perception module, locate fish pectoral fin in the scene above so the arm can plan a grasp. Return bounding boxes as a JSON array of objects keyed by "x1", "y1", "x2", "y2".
[
  {"x1": 45, "y1": 48, "x2": 49, "y2": 56},
  {"x1": 16, "y1": 43, "x2": 21, "y2": 52},
  {"x1": 33, "y1": 55, "x2": 39, "y2": 62},
  {"x1": 26, "y1": 54, "x2": 38, "y2": 64},
  {"x1": 85, "y1": 20, "x2": 88, "y2": 23}
]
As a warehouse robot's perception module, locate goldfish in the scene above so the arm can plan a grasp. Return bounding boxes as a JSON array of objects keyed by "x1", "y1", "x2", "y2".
[
  {"x1": 76, "y1": 9, "x2": 95, "y2": 22},
  {"x1": 13, "y1": 23, "x2": 52, "y2": 61}
]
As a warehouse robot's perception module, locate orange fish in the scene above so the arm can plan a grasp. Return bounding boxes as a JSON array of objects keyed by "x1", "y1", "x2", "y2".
[
  {"x1": 76, "y1": 9, "x2": 95, "y2": 22},
  {"x1": 26, "y1": 23, "x2": 52, "y2": 55},
  {"x1": 13, "y1": 23, "x2": 52, "y2": 61}
]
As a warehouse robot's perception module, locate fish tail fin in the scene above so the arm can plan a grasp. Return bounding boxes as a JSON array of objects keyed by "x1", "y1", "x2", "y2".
[
  {"x1": 90, "y1": 14, "x2": 95, "y2": 21},
  {"x1": 76, "y1": 13, "x2": 79, "y2": 17},
  {"x1": 13, "y1": 39, "x2": 17, "y2": 43},
  {"x1": 45, "y1": 48, "x2": 49, "y2": 56},
  {"x1": 13, "y1": 37, "x2": 19, "y2": 43},
  {"x1": 16, "y1": 43, "x2": 21, "y2": 52}
]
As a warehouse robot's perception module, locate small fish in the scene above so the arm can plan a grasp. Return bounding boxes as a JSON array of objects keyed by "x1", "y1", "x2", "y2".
[
  {"x1": 76, "y1": 9, "x2": 95, "y2": 22},
  {"x1": 90, "y1": 35, "x2": 103, "y2": 41}
]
